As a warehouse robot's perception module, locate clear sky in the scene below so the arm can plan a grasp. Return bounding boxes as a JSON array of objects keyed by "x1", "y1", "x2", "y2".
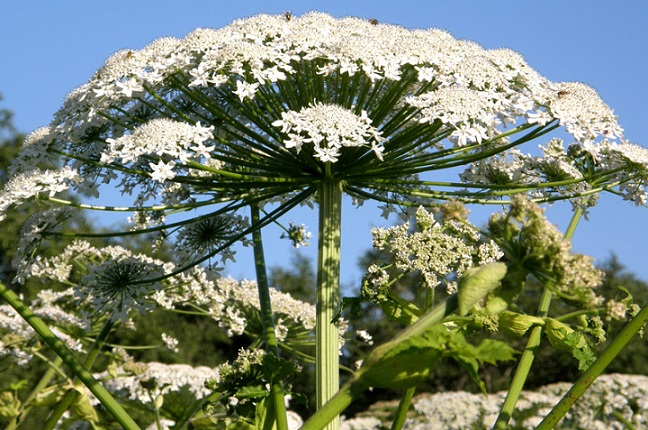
[{"x1": 1, "y1": 1, "x2": 648, "y2": 287}]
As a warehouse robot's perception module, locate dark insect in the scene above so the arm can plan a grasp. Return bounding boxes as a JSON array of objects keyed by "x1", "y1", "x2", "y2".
[
  {"x1": 369, "y1": 18, "x2": 379, "y2": 25},
  {"x1": 283, "y1": 11, "x2": 293, "y2": 21},
  {"x1": 557, "y1": 90, "x2": 569, "y2": 97}
]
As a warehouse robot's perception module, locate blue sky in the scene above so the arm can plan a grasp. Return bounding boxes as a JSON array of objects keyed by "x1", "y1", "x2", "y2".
[{"x1": 1, "y1": 1, "x2": 648, "y2": 287}]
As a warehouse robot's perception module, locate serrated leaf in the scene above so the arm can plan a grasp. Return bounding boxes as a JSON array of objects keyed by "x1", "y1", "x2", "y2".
[
  {"x1": 563, "y1": 331, "x2": 596, "y2": 371},
  {"x1": 457, "y1": 263, "x2": 507, "y2": 316},
  {"x1": 474, "y1": 339, "x2": 518, "y2": 365},
  {"x1": 261, "y1": 353, "x2": 296, "y2": 383}
]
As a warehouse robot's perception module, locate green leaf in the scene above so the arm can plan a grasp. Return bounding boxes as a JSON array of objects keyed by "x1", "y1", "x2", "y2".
[
  {"x1": 379, "y1": 298, "x2": 420, "y2": 326},
  {"x1": 336, "y1": 296, "x2": 363, "y2": 320},
  {"x1": 235, "y1": 385, "x2": 269, "y2": 400},
  {"x1": 226, "y1": 419, "x2": 256, "y2": 430},
  {"x1": 71, "y1": 386, "x2": 99, "y2": 423},
  {"x1": 457, "y1": 263, "x2": 507, "y2": 316},
  {"x1": 453, "y1": 355, "x2": 486, "y2": 394},
  {"x1": 9, "y1": 380, "x2": 27, "y2": 391},
  {"x1": 261, "y1": 353, "x2": 296, "y2": 383},
  {"x1": 564, "y1": 331, "x2": 596, "y2": 371},
  {"x1": 358, "y1": 326, "x2": 445, "y2": 390},
  {"x1": 474, "y1": 339, "x2": 518, "y2": 365},
  {"x1": 30, "y1": 383, "x2": 68, "y2": 407},
  {"x1": 544, "y1": 318, "x2": 594, "y2": 370},
  {"x1": 499, "y1": 311, "x2": 545, "y2": 337}
]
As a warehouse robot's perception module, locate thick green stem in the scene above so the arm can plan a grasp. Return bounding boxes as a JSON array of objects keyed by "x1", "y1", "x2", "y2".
[
  {"x1": 0, "y1": 282, "x2": 141, "y2": 430},
  {"x1": 536, "y1": 303, "x2": 648, "y2": 429},
  {"x1": 302, "y1": 295, "x2": 459, "y2": 430},
  {"x1": 251, "y1": 205, "x2": 288, "y2": 430},
  {"x1": 316, "y1": 177, "x2": 343, "y2": 430},
  {"x1": 492, "y1": 207, "x2": 583, "y2": 429}
]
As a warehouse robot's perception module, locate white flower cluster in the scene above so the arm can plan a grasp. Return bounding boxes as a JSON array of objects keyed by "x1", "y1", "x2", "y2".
[
  {"x1": 369, "y1": 205, "x2": 503, "y2": 292},
  {"x1": 0, "y1": 167, "x2": 80, "y2": 222},
  {"x1": 280, "y1": 221, "x2": 312, "y2": 248},
  {"x1": 18, "y1": 240, "x2": 175, "y2": 322},
  {"x1": 272, "y1": 103, "x2": 384, "y2": 163},
  {"x1": 395, "y1": 373, "x2": 648, "y2": 429},
  {"x1": 97, "y1": 361, "x2": 220, "y2": 404},
  {"x1": 101, "y1": 118, "x2": 216, "y2": 182},
  {"x1": 149, "y1": 269, "x2": 316, "y2": 340},
  {"x1": 2, "y1": 11, "x2": 641, "y2": 233},
  {"x1": 209, "y1": 278, "x2": 316, "y2": 336}
]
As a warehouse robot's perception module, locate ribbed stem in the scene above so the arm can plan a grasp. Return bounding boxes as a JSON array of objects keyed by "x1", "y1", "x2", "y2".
[
  {"x1": 302, "y1": 295, "x2": 459, "y2": 430},
  {"x1": 316, "y1": 177, "x2": 343, "y2": 430}
]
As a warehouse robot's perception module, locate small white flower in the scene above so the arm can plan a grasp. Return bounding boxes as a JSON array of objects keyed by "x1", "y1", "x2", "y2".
[
  {"x1": 149, "y1": 160, "x2": 177, "y2": 182},
  {"x1": 232, "y1": 80, "x2": 260, "y2": 101}
]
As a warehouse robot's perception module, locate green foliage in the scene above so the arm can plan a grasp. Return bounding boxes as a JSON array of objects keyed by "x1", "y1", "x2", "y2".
[{"x1": 457, "y1": 262, "x2": 508, "y2": 315}]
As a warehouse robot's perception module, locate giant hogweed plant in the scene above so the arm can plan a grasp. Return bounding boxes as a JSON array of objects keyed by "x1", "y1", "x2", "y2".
[{"x1": 0, "y1": 12, "x2": 647, "y2": 429}]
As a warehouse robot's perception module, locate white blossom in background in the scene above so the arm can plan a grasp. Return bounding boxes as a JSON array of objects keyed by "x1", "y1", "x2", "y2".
[
  {"x1": 386, "y1": 374, "x2": 648, "y2": 429},
  {"x1": 97, "y1": 362, "x2": 220, "y2": 403},
  {"x1": 160, "y1": 333, "x2": 179, "y2": 353}
]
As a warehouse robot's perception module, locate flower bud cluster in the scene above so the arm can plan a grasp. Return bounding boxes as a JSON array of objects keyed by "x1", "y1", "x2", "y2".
[
  {"x1": 368, "y1": 204, "x2": 503, "y2": 293},
  {"x1": 489, "y1": 196, "x2": 604, "y2": 307}
]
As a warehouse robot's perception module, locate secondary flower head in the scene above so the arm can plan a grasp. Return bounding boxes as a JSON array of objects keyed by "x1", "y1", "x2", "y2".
[{"x1": 272, "y1": 103, "x2": 385, "y2": 162}]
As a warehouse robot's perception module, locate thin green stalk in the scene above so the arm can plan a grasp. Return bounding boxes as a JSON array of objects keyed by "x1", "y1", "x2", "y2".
[
  {"x1": 251, "y1": 204, "x2": 288, "y2": 430},
  {"x1": 391, "y1": 286, "x2": 437, "y2": 429},
  {"x1": 536, "y1": 302, "x2": 648, "y2": 429},
  {"x1": 6, "y1": 356, "x2": 63, "y2": 430},
  {"x1": 391, "y1": 387, "x2": 416, "y2": 430},
  {"x1": 0, "y1": 282, "x2": 141, "y2": 430},
  {"x1": 316, "y1": 176, "x2": 343, "y2": 430},
  {"x1": 43, "y1": 318, "x2": 116, "y2": 430},
  {"x1": 492, "y1": 207, "x2": 584, "y2": 429}
]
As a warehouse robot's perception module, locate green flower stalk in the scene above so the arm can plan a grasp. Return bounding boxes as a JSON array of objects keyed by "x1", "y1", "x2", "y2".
[{"x1": 2, "y1": 12, "x2": 647, "y2": 426}]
